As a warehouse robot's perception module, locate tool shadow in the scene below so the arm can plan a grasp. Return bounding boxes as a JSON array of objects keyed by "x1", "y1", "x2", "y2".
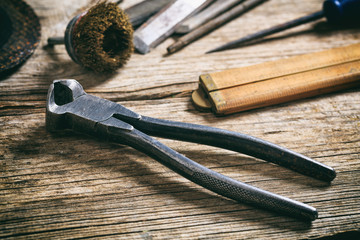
[
  {"x1": 8, "y1": 124, "x2": 334, "y2": 230},
  {"x1": 41, "y1": 45, "x2": 119, "y2": 89}
]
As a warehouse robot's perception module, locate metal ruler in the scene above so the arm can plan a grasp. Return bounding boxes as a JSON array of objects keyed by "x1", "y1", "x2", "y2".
[{"x1": 192, "y1": 43, "x2": 360, "y2": 115}]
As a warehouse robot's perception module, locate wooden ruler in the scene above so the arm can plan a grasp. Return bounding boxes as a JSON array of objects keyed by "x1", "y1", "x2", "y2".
[{"x1": 192, "y1": 43, "x2": 360, "y2": 115}]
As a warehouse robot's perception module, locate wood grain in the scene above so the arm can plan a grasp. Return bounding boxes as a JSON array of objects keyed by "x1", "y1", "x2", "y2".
[{"x1": 1, "y1": 0, "x2": 359, "y2": 239}]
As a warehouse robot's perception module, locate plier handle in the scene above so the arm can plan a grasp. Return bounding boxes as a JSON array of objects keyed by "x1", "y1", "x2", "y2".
[{"x1": 46, "y1": 79, "x2": 336, "y2": 221}]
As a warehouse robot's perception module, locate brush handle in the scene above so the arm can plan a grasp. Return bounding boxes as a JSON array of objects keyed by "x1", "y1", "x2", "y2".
[{"x1": 47, "y1": 37, "x2": 64, "y2": 45}]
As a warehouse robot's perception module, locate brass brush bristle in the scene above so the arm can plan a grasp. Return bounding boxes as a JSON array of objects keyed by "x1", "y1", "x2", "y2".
[{"x1": 48, "y1": 1, "x2": 134, "y2": 72}]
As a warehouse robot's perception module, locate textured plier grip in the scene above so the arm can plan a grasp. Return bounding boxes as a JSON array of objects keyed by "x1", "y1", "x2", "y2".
[{"x1": 106, "y1": 121, "x2": 318, "y2": 221}]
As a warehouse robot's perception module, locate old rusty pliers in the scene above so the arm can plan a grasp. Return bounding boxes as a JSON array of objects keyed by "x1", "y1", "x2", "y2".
[{"x1": 46, "y1": 79, "x2": 336, "y2": 221}]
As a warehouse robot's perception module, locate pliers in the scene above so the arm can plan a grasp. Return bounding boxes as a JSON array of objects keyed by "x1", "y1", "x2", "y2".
[{"x1": 46, "y1": 79, "x2": 336, "y2": 221}]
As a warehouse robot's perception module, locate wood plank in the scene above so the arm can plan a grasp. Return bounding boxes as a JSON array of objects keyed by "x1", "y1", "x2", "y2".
[{"x1": 1, "y1": 0, "x2": 359, "y2": 239}]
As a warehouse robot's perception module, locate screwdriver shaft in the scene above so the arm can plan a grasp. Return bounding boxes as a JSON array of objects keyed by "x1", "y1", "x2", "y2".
[{"x1": 207, "y1": 10, "x2": 324, "y2": 53}]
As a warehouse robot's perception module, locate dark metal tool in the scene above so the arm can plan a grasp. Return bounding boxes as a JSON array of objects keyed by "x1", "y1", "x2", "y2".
[
  {"x1": 46, "y1": 79, "x2": 336, "y2": 221},
  {"x1": 167, "y1": 0, "x2": 267, "y2": 54},
  {"x1": 175, "y1": 0, "x2": 245, "y2": 34},
  {"x1": 124, "y1": 0, "x2": 173, "y2": 28},
  {"x1": 134, "y1": 0, "x2": 211, "y2": 54},
  {"x1": 207, "y1": 0, "x2": 360, "y2": 53}
]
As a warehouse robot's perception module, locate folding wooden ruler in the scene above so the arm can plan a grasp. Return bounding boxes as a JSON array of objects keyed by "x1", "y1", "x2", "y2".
[{"x1": 192, "y1": 43, "x2": 360, "y2": 115}]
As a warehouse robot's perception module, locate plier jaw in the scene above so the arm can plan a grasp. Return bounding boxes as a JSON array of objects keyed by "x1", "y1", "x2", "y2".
[
  {"x1": 46, "y1": 79, "x2": 336, "y2": 221},
  {"x1": 46, "y1": 79, "x2": 140, "y2": 134},
  {"x1": 46, "y1": 79, "x2": 83, "y2": 133}
]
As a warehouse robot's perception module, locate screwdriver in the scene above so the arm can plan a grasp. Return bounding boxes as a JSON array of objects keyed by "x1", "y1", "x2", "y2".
[{"x1": 207, "y1": 0, "x2": 360, "y2": 53}]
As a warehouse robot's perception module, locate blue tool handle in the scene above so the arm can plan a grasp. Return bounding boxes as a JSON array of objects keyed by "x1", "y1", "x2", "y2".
[
  {"x1": 106, "y1": 123, "x2": 318, "y2": 221},
  {"x1": 117, "y1": 115, "x2": 336, "y2": 182},
  {"x1": 323, "y1": 0, "x2": 360, "y2": 24}
]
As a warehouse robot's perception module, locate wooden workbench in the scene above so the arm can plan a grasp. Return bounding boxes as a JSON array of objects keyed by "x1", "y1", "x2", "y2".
[{"x1": 1, "y1": 0, "x2": 359, "y2": 239}]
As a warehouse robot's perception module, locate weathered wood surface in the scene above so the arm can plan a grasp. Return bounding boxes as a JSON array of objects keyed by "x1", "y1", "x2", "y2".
[{"x1": 1, "y1": 0, "x2": 359, "y2": 239}]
